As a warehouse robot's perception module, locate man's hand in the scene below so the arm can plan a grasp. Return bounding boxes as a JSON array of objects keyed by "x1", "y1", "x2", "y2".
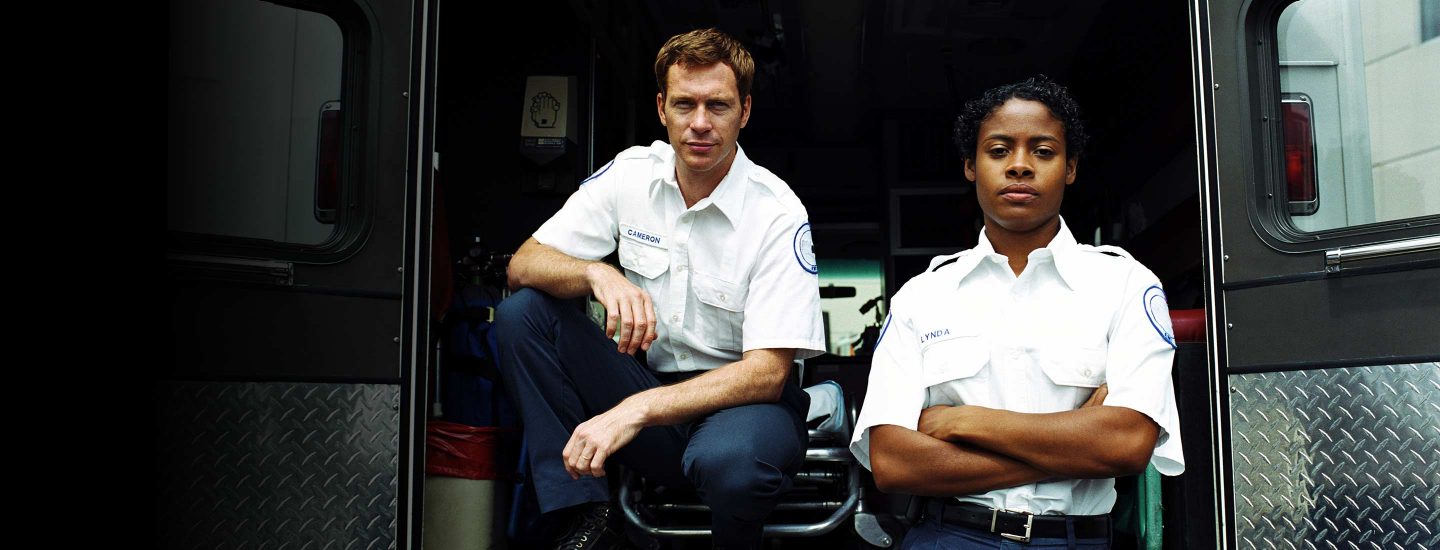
[
  {"x1": 584, "y1": 263, "x2": 658, "y2": 354},
  {"x1": 562, "y1": 399, "x2": 648, "y2": 479}
]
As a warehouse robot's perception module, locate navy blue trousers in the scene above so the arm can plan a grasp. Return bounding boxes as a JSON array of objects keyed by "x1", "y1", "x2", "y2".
[
  {"x1": 903, "y1": 516, "x2": 1111, "y2": 549},
  {"x1": 493, "y1": 288, "x2": 810, "y2": 549}
]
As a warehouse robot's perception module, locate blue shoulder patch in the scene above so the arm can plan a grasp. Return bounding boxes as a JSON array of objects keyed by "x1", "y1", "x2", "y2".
[
  {"x1": 1143, "y1": 285, "x2": 1177, "y2": 349},
  {"x1": 792, "y1": 223, "x2": 818, "y2": 274}
]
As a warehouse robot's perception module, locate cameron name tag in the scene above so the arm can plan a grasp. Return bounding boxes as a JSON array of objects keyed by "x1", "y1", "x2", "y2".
[{"x1": 621, "y1": 224, "x2": 666, "y2": 248}]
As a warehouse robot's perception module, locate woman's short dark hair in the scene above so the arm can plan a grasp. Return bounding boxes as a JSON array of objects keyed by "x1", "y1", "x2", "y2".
[{"x1": 952, "y1": 75, "x2": 1089, "y2": 162}]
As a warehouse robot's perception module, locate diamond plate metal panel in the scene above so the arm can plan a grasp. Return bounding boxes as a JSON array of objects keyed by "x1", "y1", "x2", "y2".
[
  {"x1": 156, "y1": 382, "x2": 401, "y2": 550},
  {"x1": 1230, "y1": 363, "x2": 1440, "y2": 550}
]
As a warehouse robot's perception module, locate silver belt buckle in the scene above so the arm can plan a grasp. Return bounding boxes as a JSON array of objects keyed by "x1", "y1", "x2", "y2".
[{"x1": 990, "y1": 507, "x2": 1033, "y2": 543}]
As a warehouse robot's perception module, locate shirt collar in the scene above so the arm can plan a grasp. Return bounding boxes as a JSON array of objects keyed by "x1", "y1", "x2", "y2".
[
  {"x1": 950, "y1": 216, "x2": 1082, "y2": 290},
  {"x1": 649, "y1": 141, "x2": 749, "y2": 225},
  {"x1": 706, "y1": 144, "x2": 749, "y2": 224},
  {"x1": 1044, "y1": 217, "x2": 1085, "y2": 291}
]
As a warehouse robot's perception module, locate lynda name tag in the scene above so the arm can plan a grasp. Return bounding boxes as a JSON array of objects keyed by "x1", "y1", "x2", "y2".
[
  {"x1": 621, "y1": 224, "x2": 666, "y2": 248},
  {"x1": 917, "y1": 325, "x2": 979, "y2": 350}
]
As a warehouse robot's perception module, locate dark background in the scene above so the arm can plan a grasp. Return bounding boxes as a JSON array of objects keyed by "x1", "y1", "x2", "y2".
[{"x1": 436, "y1": 0, "x2": 1202, "y2": 308}]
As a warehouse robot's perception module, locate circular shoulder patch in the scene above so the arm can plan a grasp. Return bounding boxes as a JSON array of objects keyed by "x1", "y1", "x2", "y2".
[
  {"x1": 1143, "y1": 285, "x2": 1177, "y2": 349},
  {"x1": 793, "y1": 223, "x2": 818, "y2": 274}
]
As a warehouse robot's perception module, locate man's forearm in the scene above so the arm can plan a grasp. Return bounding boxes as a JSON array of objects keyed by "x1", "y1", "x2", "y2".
[
  {"x1": 869, "y1": 425, "x2": 1050, "y2": 496},
  {"x1": 924, "y1": 405, "x2": 1158, "y2": 478},
  {"x1": 624, "y1": 348, "x2": 794, "y2": 427},
  {"x1": 560, "y1": 349, "x2": 795, "y2": 478},
  {"x1": 506, "y1": 237, "x2": 605, "y2": 298}
]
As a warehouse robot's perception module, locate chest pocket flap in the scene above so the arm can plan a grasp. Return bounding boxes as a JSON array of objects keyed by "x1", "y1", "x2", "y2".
[
  {"x1": 1038, "y1": 343, "x2": 1107, "y2": 388},
  {"x1": 692, "y1": 271, "x2": 746, "y2": 350},
  {"x1": 919, "y1": 331, "x2": 989, "y2": 387},
  {"x1": 619, "y1": 235, "x2": 669, "y2": 280},
  {"x1": 693, "y1": 271, "x2": 747, "y2": 312}
]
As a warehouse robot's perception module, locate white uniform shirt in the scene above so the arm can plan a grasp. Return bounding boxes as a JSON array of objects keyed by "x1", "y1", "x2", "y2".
[
  {"x1": 533, "y1": 141, "x2": 826, "y2": 373},
  {"x1": 849, "y1": 218, "x2": 1185, "y2": 515}
]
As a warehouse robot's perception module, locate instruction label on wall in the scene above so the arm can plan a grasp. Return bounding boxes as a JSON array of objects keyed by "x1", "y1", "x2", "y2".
[{"x1": 520, "y1": 76, "x2": 576, "y2": 141}]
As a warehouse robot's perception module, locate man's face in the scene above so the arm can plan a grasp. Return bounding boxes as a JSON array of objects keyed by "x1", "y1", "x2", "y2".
[
  {"x1": 964, "y1": 98, "x2": 1077, "y2": 236},
  {"x1": 657, "y1": 62, "x2": 751, "y2": 181}
]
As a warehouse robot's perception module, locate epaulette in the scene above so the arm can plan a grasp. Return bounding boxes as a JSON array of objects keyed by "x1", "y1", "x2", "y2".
[
  {"x1": 1087, "y1": 244, "x2": 1134, "y2": 260},
  {"x1": 927, "y1": 249, "x2": 973, "y2": 272}
]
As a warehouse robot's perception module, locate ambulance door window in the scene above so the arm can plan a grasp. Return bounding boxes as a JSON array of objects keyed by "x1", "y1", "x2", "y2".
[
  {"x1": 167, "y1": 0, "x2": 345, "y2": 246},
  {"x1": 1274, "y1": 0, "x2": 1440, "y2": 234}
]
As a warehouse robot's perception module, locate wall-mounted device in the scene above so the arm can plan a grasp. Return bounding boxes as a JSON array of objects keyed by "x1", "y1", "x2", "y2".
[{"x1": 519, "y1": 75, "x2": 577, "y2": 167}]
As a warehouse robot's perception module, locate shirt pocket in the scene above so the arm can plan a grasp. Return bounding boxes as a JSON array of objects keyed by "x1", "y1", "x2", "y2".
[
  {"x1": 692, "y1": 270, "x2": 746, "y2": 351},
  {"x1": 618, "y1": 238, "x2": 669, "y2": 280},
  {"x1": 919, "y1": 333, "x2": 990, "y2": 388},
  {"x1": 1038, "y1": 342, "x2": 1107, "y2": 388}
]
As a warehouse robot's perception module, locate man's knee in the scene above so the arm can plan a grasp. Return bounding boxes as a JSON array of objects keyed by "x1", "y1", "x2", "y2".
[
  {"x1": 685, "y1": 446, "x2": 790, "y2": 519},
  {"x1": 494, "y1": 288, "x2": 547, "y2": 326},
  {"x1": 493, "y1": 288, "x2": 565, "y2": 343}
]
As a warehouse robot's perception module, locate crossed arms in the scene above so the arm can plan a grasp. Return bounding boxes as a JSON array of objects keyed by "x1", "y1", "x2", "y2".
[{"x1": 868, "y1": 385, "x2": 1160, "y2": 497}]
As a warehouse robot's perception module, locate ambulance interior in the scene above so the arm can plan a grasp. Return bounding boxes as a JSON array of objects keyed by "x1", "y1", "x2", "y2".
[
  {"x1": 430, "y1": 1, "x2": 1205, "y2": 547},
  {"x1": 164, "y1": 0, "x2": 1437, "y2": 546},
  {"x1": 434, "y1": 0, "x2": 1204, "y2": 346}
]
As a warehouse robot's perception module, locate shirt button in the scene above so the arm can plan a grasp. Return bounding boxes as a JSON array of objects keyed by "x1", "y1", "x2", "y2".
[
  {"x1": 679, "y1": 352, "x2": 690, "y2": 360},
  {"x1": 717, "y1": 292, "x2": 727, "y2": 302},
  {"x1": 1082, "y1": 368, "x2": 1092, "y2": 377},
  {"x1": 677, "y1": 264, "x2": 688, "y2": 272},
  {"x1": 671, "y1": 314, "x2": 680, "y2": 324}
]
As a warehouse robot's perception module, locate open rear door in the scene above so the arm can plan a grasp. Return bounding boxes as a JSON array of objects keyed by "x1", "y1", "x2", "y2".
[
  {"x1": 161, "y1": 0, "x2": 441, "y2": 547},
  {"x1": 1190, "y1": 0, "x2": 1439, "y2": 547}
]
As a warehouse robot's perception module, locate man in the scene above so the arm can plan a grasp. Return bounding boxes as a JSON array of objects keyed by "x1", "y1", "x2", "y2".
[
  {"x1": 850, "y1": 76, "x2": 1185, "y2": 548},
  {"x1": 494, "y1": 28, "x2": 825, "y2": 550}
]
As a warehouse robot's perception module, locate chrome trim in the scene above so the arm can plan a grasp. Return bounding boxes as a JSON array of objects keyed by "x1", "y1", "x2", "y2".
[
  {"x1": 804, "y1": 447, "x2": 854, "y2": 462},
  {"x1": 1281, "y1": 95, "x2": 1320, "y2": 216},
  {"x1": 1188, "y1": 0, "x2": 1233, "y2": 547},
  {"x1": 167, "y1": 253, "x2": 294, "y2": 285},
  {"x1": 404, "y1": 1, "x2": 438, "y2": 547},
  {"x1": 653, "y1": 502, "x2": 844, "y2": 512},
  {"x1": 618, "y1": 461, "x2": 860, "y2": 538},
  {"x1": 619, "y1": 400, "x2": 861, "y2": 538},
  {"x1": 1324, "y1": 235, "x2": 1440, "y2": 272},
  {"x1": 1277, "y1": 60, "x2": 1338, "y2": 66}
]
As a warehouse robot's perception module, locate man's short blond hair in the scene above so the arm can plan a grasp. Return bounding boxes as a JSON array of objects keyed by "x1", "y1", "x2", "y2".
[{"x1": 653, "y1": 28, "x2": 755, "y2": 98}]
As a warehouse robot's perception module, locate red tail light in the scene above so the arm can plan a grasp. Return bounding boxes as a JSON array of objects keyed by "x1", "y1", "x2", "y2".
[
  {"x1": 315, "y1": 101, "x2": 342, "y2": 224},
  {"x1": 1281, "y1": 98, "x2": 1318, "y2": 215}
]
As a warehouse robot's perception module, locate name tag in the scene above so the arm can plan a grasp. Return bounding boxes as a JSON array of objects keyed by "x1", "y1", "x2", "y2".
[
  {"x1": 919, "y1": 328, "x2": 953, "y2": 345},
  {"x1": 918, "y1": 326, "x2": 975, "y2": 350},
  {"x1": 621, "y1": 224, "x2": 666, "y2": 249}
]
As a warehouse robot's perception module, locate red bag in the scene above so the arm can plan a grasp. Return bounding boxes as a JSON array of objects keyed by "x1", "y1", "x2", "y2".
[{"x1": 426, "y1": 421, "x2": 512, "y2": 480}]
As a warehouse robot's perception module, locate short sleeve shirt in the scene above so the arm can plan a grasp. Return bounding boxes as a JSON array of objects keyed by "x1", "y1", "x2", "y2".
[
  {"x1": 849, "y1": 217, "x2": 1185, "y2": 515},
  {"x1": 532, "y1": 141, "x2": 826, "y2": 373}
]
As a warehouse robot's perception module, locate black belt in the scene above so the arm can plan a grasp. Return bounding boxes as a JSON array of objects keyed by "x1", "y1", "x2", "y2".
[
  {"x1": 925, "y1": 499, "x2": 1110, "y2": 543},
  {"x1": 652, "y1": 370, "x2": 703, "y2": 384}
]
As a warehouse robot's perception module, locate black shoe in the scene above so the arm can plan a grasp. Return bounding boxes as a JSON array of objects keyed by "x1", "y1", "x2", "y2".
[{"x1": 553, "y1": 502, "x2": 627, "y2": 550}]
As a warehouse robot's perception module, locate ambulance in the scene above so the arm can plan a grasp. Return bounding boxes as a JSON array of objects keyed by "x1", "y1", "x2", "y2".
[{"x1": 163, "y1": 0, "x2": 1437, "y2": 547}]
